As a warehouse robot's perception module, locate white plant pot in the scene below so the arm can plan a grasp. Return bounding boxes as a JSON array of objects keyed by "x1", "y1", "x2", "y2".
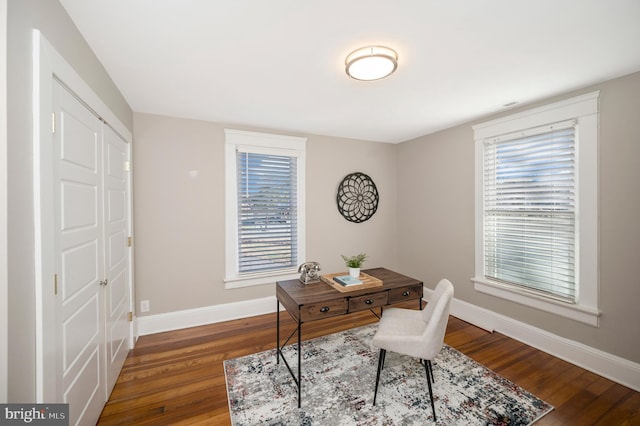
[{"x1": 349, "y1": 267, "x2": 360, "y2": 278}]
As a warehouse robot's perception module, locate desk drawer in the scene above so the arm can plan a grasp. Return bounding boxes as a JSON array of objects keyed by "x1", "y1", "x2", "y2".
[
  {"x1": 300, "y1": 298, "x2": 348, "y2": 321},
  {"x1": 349, "y1": 292, "x2": 389, "y2": 312},
  {"x1": 389, "y1": 285, "x2": 423, "y2": 303}
]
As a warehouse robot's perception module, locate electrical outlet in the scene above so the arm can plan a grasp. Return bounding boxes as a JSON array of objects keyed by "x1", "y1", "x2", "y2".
[{"x1": 140, "y1": 300, "x2": 150, "y2": 313}]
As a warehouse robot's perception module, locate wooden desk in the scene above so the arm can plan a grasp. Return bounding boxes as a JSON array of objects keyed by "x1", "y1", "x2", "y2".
[{"x1": 276, "y1": 267, "x2": 423, "y2": 407}]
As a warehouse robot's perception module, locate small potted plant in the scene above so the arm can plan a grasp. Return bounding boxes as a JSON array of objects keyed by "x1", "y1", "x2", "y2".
[{"x1": 341, "y1": 253, "x2": 367, "y2": 278}]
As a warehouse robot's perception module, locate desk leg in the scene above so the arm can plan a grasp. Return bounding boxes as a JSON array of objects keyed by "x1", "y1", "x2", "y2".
[
  {"x1": 297, "y1": 320, "x2": 302, "y2": 408},
  {"x1": 274, "y1": 303, "x2": 302, "y2": 407}
]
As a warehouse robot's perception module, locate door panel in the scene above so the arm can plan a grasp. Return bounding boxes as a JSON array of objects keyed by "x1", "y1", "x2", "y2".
[
  {"x1": 61, "y1": 182, "x2": 97, "y2": 230},
  {"x1": 60, "y1": 241, "x2": 98, "y2": 305},
  {"x1": 103, "y1": 124, "x2": 131, "y2": 396},
  {"x1": 107, "y1": 190, "x2": 125, "y2": 222},
  {"x1": 54, "y1": 80, "x2": 105, "y2": 426},
  {"x1": 59, "y1": 110, "x2": 97, "y2": 171},
  {"x1": 62, "y1": 294, "x2": 100, "y2": 372},
  {"x1": 107, "y1": 230, "x2": 126, "y2": 268},
  {"x1": 63, "y1": 347, "x2": 102, "y2": 426}
]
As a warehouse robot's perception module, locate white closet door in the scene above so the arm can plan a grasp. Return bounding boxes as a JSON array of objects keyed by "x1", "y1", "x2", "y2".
[
  {"x1": 103, "y1": 124, "x2": 131, "y2": 396},
  {"x1": 53, "y1": 80, "x2": 106, "y2": 426}
]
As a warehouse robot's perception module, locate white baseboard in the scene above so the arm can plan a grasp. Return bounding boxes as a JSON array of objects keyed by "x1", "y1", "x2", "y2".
[
  {"x1": 137, "y1": 296, "x2": 278, "y2": 336},
  {"x1": 422, "y1": 286, "x2": 640, "y2": 392},
  {"x1": 136, "y1": 290, "x2": 640, "y2": 392}
]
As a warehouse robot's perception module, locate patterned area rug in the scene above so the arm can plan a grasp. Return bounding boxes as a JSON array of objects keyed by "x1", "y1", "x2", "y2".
[{"x1": 224, "y1": 325, "x2": 553, "y2": 425}]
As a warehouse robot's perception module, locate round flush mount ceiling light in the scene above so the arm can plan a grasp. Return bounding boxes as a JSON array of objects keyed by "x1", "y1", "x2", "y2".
[{"x1": 345, "y1": 45, "x2": 398, "y2": 81}]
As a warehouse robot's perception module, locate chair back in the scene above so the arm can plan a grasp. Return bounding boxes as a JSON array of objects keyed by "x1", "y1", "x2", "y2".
[{"x1": 418, "y1": 279, "x2": 454, "y2": 360}]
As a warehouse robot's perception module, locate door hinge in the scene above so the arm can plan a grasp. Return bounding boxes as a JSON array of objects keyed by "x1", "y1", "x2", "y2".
[
  {"x1": 51, "y1": 112, "x2": 56, "y2": 134},
  {"x1": 127, "y1": 312, "x2": 133, "y2": 322},
  {"x1": 127, "y1": 236, "x2": 133, "y2": 247},
  {"x1": 54, "y1": 273, "x2": 58, "y2": 295},
  {"x1": 124, "y1": 161, "x2": 131, "y2": 172}
]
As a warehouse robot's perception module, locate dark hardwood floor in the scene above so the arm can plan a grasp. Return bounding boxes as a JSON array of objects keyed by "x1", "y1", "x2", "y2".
[{"x1": 98, "y1": 303, "x2": 640, "y2": 425}]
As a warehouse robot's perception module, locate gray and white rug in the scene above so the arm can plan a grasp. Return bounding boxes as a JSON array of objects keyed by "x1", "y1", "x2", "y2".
[{"x1": 224, "y1": 324, "x2": 553, "y2": 425}]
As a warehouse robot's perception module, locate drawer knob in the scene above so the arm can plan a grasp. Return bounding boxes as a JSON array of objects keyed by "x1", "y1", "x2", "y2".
[
  {"x1": 365, "y1": 299, "x2": 374, "y2": 305},
  {"x1": 402, "y1": 291, "x2": 410, "y2": 297},
  {"x1": 320, "y1": 306, "x2": 330, "y2": 313}
]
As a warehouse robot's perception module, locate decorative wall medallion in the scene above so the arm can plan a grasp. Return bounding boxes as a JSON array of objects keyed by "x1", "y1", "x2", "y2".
[{"x1": 336, "y1": 172, "x2": 379, "y2": 223}]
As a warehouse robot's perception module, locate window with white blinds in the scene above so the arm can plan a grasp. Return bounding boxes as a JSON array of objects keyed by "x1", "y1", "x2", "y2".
[
  {"x1": 236, "y1": 151, "x2": 298, "y2": 273},
  {"x1": 225, "y1": 129, "x2": 306, "y2": 288},
  {"x1": 484, "y1": 123, "x2": 576, "y2": 301},
  {"x1": 472, "y1": 92, "x2": 600, "y2": 326}
]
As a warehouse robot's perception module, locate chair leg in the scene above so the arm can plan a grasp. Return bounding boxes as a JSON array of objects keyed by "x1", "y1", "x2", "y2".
[
  {"x1": 421, "y1": 359, "x2": 432, "y2": 383},
  {"x1": 373, "y1": 349, "x2": 386, "y2": 406},
  {"x1": 424, "y1": 359, "x2": 436, "y2": 421},
  {"x1": 427, "y1": 360, "x2": 434, "y2": 383},
  {"x1": 381, "y1": 348, "x2": 386, "y2": 370}
]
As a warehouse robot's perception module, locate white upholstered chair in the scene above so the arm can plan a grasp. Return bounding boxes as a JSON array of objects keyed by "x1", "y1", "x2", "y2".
[{"x1": 372, "y1": 278, "x2": 454, "y2": 421}]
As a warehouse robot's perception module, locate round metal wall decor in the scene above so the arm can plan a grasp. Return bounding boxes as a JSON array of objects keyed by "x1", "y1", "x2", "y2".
[{"x1": 336, "y1": 172, "x2": 379, "y2": 223}]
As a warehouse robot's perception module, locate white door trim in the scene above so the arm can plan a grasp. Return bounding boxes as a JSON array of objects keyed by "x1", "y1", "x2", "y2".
[
  {"x1": 32, "y1": 30, "x2": 133, "y2": 402},
  {"x1": 0, "y1": 0, "x2": 8, "y2": 403}
]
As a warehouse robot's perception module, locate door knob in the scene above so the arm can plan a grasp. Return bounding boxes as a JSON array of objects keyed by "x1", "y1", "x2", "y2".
[{"x1": 99, "y1": 279, "x2": 108, "y2": 286}]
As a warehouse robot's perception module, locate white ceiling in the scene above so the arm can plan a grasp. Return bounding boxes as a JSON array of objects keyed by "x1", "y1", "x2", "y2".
[{"x1": 59, "y1": 0, "x2": 640, "y2": 143}]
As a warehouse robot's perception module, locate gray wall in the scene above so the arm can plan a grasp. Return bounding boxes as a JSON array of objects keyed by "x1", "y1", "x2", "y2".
[
  {"x1": 133, "y1": 73, "x2": 640, "y2": 367},
  {"x1": 133, "y1": 113, "x2": 398, "y2": 314},
  {"x1": 397, "y1": 71, "x2": 640, "y2": 363},
  {"x1": 7, "y1": 0, "x2": 132, "y2": 401}
]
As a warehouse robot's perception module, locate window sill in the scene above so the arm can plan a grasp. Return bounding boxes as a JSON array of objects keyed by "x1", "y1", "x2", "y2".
[
  {"x1": 472, "y1": 277, "x2": 600, "y2": 327},
  {"x1": 225, "y1": 270, "x2": 298, "y2": 289}
]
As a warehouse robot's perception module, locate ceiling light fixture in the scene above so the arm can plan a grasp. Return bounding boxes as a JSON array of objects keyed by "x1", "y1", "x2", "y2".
[{"x1": 345, "y1": 45, "x2": 398, "y2": 81}]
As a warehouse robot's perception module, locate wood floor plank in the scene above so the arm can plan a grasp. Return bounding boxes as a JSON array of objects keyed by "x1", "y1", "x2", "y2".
[
  {"x1": 98, "y1": 308, "x2": 639, "y2": 425},
  {"x1": 594, "y1": 390, "x2": 640, "y2": 425},
  {"x1": 575, "y1": 383, "x2": 632, "y2": 424}
]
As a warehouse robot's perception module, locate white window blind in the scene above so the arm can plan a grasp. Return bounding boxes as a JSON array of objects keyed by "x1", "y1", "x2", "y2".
[
  {"x1": 236, "y1": 150, "x2": 298, "y2": 274},
  {"x1": 483, "y1": 122, "x2": 576, "y2": 301}
]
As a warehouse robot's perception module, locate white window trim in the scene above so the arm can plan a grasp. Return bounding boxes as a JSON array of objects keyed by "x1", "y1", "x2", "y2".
[
  {"x1": 224, "y1": 129, "x2": 306, "y2": 288},
  {"x1": 472, "y1": 92, "x2": 600, "y2": 326}
]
